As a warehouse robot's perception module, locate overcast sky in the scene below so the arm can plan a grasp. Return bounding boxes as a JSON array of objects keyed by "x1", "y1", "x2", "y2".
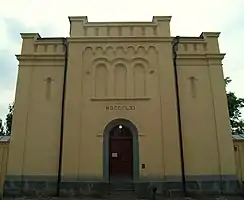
[{"x1": 0, "y1": 0, "x2": 243, "y2": 120}]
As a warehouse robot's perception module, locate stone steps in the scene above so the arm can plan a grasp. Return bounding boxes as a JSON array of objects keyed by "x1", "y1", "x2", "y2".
[
  {"x1": 109, "y1": 181, "x2": 135, "y2": 191},
  {"x1": 106, "y1": 182, "x2": 137, "y2": 199}
]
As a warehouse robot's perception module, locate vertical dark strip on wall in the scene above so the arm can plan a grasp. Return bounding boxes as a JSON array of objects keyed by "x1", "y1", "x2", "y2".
[
  {"x1": 172, "y1": 36, "x2": 187, "y2": 196},
  {"x1": 56, "y1": 38, "x2": 68, "y2": 196}
]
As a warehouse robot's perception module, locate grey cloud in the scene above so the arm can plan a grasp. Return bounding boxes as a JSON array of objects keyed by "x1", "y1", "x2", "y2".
[
  {"x1": 0, "y1": 18, "x2": 59, "y2": 90},
  {"x1": 0, "y1": 107, "x2": 7, "y2": 121},
  {"x1": 0, "y1": 19, "x2": 60, "y2": 118},
  {"x1": 0, "y1": 51, "x2": 17, "y2": 90},
  {"x1": 0, "y1": 50, "x2": 17, "y2": 119},
  {"x1": 4, "y1": 17, "x2": 60, "y2": 41},
  {"x1": 4, "y1": 18, "x2": 30, "y2": 43}
]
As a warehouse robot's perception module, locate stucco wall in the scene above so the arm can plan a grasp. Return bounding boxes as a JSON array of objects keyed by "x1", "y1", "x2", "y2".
[
  {"x1": 6, "y1": 34, "x2": 65, "y2": 178},
  {"x1": 0, "y1": 139, "x2": 10, "y2": 198},
  {"x1": 0, "y1": 138, "x2": 242, "y2": 196},
  {"x1": 176, "y1": 33, "x2": 235, "y2": 180},
  {"x1": 234, "y1": 141, "x2": 244, "y2": 184},
  {"x1": 61, "y1": 42, "x2": 182, "y2": 180},
  {"x1": 4, "y1": 16, "x2": 237, "y2": 195},
  {"x1": 61, "y1": 16, "x2": 182, "y2": 181}
]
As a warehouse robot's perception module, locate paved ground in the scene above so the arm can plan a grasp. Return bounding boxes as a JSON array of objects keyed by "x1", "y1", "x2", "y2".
[{"x1": 2, "y1": 196, "x2": 244, "y2": 200}]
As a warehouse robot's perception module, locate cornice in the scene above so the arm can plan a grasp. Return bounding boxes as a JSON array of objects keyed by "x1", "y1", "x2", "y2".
[
  {"x1": 205, "y1": 53, "x2": 225, "y2": 60},
  {"x1": 153, "y1": 16, "x2": 172, "y2": 22},
  {"x1": 67, "y1": 37, "x2": 172, "y2": 43},
  {"x1": 177, "y1": 61, "x2": 208, "y2": 66},
  {"x1": 91, "y1": 97, "x2": 151, "y2": 101},
  {"x1": 19, "y1": 63, "x2": 64, "y2": 67},
  {"x1": 34, "y1": 41, "x2": 64, "y2": 45},
  {"x1": 16, "y1": 54, "x2": 65, "y2": 61},
  {"x1": 177, "y1": 53, "x2": 225, "y2": 60},
  {"x1": 177, "y1": 54, "x2": 206, "y2": 59},
  {"x1": 200, "y1": 32, "x2": 221, "y2": 38}
]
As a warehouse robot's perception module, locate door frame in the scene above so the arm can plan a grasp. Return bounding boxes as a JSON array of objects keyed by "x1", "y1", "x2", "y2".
[{"x1": 103, "y1": 118, "x2": 139, "y2": 182}]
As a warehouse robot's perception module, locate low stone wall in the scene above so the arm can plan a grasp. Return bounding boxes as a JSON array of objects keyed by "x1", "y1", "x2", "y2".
[{"x1": 3, "y1": 179, "x2": 241, "y2": 198}]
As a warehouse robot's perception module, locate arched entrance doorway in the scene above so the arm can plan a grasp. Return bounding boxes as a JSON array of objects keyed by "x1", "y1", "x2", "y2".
[
  {"x1": 103, "y1": 118, "x2": 139, "y2": 182},
  {"x1": 109, "y1": 124, "x2": 133, "y2": 180}
]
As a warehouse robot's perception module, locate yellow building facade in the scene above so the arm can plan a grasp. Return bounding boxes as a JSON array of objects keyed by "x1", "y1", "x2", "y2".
[{"x1": 4, "y1": 16, "x2": 239, "y2": 197}]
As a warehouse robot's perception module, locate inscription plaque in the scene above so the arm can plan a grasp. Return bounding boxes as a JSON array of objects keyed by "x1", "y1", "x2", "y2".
[{"x1": 105, "y1": 105, "x2": 136, "y2": 111}]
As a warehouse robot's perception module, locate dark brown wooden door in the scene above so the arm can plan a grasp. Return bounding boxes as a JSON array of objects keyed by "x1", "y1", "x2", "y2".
[{"x1": 109, "y1": 125, "x2": 133, "y2": 180}]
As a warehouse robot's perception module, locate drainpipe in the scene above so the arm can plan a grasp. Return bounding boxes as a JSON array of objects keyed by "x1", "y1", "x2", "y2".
[
  {"x1": 56, "y1": 37, "x2": 68, "y2": 196},
  {"x1": 172, "y1": 36, "x2": 187, "y2": 196}
]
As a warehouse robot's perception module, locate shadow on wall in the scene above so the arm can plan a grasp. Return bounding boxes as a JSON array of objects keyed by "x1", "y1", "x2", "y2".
[
  {"x1": 233, "y1": 134, "x2": 244, "y2": 192},
  {"x1": 0, "y1": 136, "x2": 10, "y2": 199},
  {"x1": 0, "y1": 135, "x2": 244, "y2": 196}
]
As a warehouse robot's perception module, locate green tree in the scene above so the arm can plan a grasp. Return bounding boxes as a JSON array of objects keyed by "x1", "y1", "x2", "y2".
[
  {"x1": 5, "y1": 103, "x2": 14, "y2": 136},
  {"x1": 0, "y1": 119, "x2": 4, "y2": 136},
  {"x1": 225, "y1": 77, "x2": 244, "y2": 134}
]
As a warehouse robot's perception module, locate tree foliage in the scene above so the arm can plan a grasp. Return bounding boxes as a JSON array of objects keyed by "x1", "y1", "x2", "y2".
[
  {"x1": 0, "y1": 102, "x2": 14, "y2": 136},
  {"x1": 225, "y1": 77, "x2": 244, "y2": 134},
  {"x1": 5, "y1": 103, "x2": 14, "y2": 136},
  {"x1": 0, "y1": 119, "x2": 4, "y2": 136}
]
